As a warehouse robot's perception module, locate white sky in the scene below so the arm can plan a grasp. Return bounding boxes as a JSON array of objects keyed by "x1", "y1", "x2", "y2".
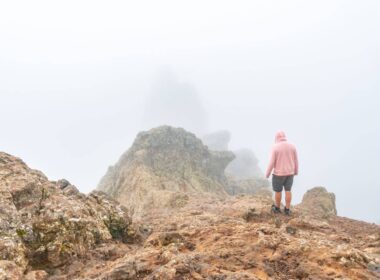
[{"x1": 0, "y1": 1, "x2": 379, "y2": 223}]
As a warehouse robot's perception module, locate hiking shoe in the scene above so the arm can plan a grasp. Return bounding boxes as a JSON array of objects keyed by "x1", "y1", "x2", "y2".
[
  {"x1": 284, "y1": 207, "x2": 291, "y2": 216},
  {"x1": 271, "y1": 204, "x2": 281, "y2": 214}
]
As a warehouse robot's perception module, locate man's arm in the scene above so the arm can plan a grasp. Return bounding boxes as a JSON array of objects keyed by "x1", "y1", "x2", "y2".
[
  {"x1": 266, "y1": 148, "x2": 276, "y2": 178},
  {"x1": 294, "y1": 147, "x2": 299, "y2": 175}
]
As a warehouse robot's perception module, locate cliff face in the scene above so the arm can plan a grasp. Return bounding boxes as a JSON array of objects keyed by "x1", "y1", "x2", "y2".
[{"x1": 97, "y1": 126, "x2": 235, "y2": 218}]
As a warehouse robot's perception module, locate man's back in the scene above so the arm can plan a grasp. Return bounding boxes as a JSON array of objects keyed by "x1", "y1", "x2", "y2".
[{"x1": 266, "y1": 131, "x2": 298, "y2": 178}]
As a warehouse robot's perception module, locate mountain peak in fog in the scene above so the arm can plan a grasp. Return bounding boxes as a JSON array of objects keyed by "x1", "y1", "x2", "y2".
[{"x1": 143, "y1": 69, "x2": 207, "y2": 136}]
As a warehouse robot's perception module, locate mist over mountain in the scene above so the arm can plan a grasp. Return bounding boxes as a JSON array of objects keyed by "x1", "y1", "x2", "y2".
[
  {"x1": 1, "y1": 1, "x2": 380, "y2": 279},
  {"x1": 0, "y1": 1, "x2": 379, "y2": 225},
  {"x1": 143, "y1": 69, "x2": 208, "y2": 136}
]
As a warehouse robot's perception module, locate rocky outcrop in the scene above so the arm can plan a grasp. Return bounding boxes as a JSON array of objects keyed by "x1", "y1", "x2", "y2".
[
  {"x1": 0, "y1": 152, "x2": 137, "y2": 278},
  {"x1": 298, "y1": 186, "x2": 337, "y2": 218},
  {"x1": 98, "y1": 126, "x2": 235, "y2": 217}
]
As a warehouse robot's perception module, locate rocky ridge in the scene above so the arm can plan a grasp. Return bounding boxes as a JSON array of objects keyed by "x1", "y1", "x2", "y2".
[{"x1": 97, "y1": 126, "x2": 235, "y2": 218}]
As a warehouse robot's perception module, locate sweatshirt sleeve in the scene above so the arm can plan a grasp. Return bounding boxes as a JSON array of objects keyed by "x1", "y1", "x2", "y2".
[
  {"x1": 294, "y1": 147, "x2": 299, "y2": 175},
  {"x1": 265, "y1": 148, "x2": 276, "y2": 178}
]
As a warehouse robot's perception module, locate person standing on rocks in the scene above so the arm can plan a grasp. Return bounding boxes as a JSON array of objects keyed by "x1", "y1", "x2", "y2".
[{"x1": 266, "y1": 131, "x2": 298, "y2": 215}]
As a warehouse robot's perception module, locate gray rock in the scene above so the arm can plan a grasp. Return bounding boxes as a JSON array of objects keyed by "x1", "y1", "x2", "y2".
[
  {"x1": 97, "y1": 126, "x2": 235, "y2": 217},
  {"x1": 56, "y1": 179, "x2": 70, "y2": 190},
  {"x1": 0, "y1": 152, "x2": 137, "y2": 275},
  {"x1": 298, "y1": 187, "x2": 337, "y2": 218}
]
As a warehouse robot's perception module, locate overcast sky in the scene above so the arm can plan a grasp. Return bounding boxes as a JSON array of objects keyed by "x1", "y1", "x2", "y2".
[{"x1": 0, "y1": 1, "x2": 379, "y2": 223}]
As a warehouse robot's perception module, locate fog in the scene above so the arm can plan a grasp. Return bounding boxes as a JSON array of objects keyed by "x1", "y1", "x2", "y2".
[{"x1": 0, "y1": 1, "x2": 379, "y2": 223}]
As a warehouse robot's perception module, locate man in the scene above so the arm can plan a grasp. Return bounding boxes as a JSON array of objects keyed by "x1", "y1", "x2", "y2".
[{"x1": 266, "y1": 131, "x2": 298, "y2": 215}]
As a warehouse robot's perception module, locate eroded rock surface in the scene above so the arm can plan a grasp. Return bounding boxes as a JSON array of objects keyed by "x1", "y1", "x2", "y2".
[
  {"x1": 0, "y1": 152, "x2": 137, "y2": 279},
  {"x1": 97, "y1": 126, "x2": 235, "y2": 218},
  {"x1": 298, "y1": 186, "x2": 338, "y2": 218},
  {"x1": 62, "y1": 194, "x2": 380, "y2": 280}
]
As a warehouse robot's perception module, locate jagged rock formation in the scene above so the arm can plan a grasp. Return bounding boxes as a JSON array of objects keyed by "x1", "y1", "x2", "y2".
[
  {"x1": 98, "y1": 126, "x2": 235, "y2": 218},
  {"x1": 0, "y1": 152, "x2": 139, "y2": 279}
]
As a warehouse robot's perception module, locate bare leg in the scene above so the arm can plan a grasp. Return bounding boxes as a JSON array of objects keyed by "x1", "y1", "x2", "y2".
[
  {"x1": 285, "y1": 191, "x2": 292, "y2": 209},
  {"x1": 275, "y1": 191, "x2": 282, "y2": 208}
]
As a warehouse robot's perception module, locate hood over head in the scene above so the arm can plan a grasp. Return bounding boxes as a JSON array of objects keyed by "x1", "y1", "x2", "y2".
[{"x1": 275, "y1": 131, "x2": 287, "y2": 143}]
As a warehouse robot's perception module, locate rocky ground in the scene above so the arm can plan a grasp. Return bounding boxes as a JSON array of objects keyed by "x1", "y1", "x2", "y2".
[{"x1": 55, "y1": 193, "x2": 379, "y2": 280}]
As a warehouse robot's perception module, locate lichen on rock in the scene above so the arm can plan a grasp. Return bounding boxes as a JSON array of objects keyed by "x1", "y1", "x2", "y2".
[{"x1": 0, "y1": 152, "x2": 137, "y2": 277}]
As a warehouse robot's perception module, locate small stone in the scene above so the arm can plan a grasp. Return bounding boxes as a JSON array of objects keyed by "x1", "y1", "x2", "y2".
[{"x1": 286, "y1": 226, "x2": 297, "y2": 235}]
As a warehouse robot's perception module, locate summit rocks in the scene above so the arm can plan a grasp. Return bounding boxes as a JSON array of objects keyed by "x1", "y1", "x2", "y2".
[{"x1": 97, "y1": 126, "x2": 235, "y2": 218}]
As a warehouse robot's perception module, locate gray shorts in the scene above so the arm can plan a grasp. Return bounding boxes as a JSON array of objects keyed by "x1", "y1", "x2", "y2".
[{"x1": 272, "y1": 174, "x2": 294, "y2": 192}]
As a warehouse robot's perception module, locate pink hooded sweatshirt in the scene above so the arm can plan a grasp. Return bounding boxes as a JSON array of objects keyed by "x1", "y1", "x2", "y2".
[{"x1": 266, "y1": 131, "x2": 298, "y2": 178}]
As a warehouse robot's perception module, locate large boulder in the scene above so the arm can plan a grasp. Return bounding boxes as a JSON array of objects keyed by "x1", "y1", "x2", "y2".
[
  {"x1": 97, "y1": 126, "x2": 235, "y2": 217},
  {"x1": 298, "y1": 187, "x2": 337, "y2": 218},
  {"x1": 0, "y1": 152, "x2": 135, "y2": 277}
]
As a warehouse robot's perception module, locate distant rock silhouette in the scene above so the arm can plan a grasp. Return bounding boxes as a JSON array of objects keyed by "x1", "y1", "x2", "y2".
[
  {"x1": 202, "y1": 130, "x2": 231, "y2": 151},
  {"x1": 203, "y1": 130, "x2": 269, "y2": 195},
  {"x1": 226, "y1": 148, "x2": 264, "y2": 179},
  {"x1": 143, "y1": 70, "x2": 207, "y2": 136}
]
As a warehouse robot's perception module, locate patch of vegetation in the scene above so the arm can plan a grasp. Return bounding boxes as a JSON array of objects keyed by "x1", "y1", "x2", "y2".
[
  {"x1": 16, "y1": 228, "x2": 27, "y2": 238},
  {"x1": 105, "y1": 216, "x2": 128, "y2": 241}
]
